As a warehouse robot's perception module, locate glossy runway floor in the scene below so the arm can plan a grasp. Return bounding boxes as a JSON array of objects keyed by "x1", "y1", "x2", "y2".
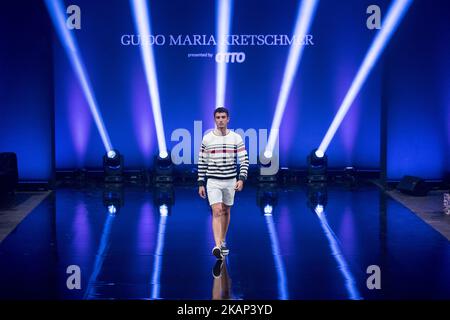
[{"x1": 0, "y1": 183, "x2": 449, "y2": 300}]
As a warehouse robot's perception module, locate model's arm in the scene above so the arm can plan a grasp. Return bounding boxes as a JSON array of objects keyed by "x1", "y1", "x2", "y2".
[
  {"x1": 236, "y1": 135, "x2": 249, "y2": 189},
  {"x1": 198, "y1": 139, "x2": 207, "y2": 198}
]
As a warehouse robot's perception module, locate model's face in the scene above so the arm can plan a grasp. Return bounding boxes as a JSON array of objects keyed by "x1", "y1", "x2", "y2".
[{"x1": 214, "y1": 112, "x2": 229, "y2": 129}]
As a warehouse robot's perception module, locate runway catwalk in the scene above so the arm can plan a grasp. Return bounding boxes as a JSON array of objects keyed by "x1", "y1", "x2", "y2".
[{"x1": 0, "y1": 183, "x2": 449, "y2": 300}]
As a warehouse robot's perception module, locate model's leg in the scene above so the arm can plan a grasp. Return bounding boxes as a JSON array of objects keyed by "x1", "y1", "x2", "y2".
[
  {"x1": 212, "y1": 203, "x2": 224, "y2": 247},
  {"x1": 221, "y1": 180, "x2": 235, "y2": 245},
  {"x1": 212, "y1": 260, "x2": 222, "y2": 299},
  {"x1": 221, "y1": 204, "x2": 231, "y2": 243},
  {"x1": 221, "y1": 261, "x2": 231, "y2": 299},
  {"x1": 212, "y1": 274, "x2": 221, "y2": 300}
]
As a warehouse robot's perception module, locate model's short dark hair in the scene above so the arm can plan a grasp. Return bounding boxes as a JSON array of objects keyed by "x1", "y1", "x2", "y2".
[{"x1": 214, "y1": 107, "x2": 229, "y2": 118}]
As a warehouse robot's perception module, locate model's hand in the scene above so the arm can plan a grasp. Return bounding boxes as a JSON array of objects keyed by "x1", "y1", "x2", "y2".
[
  {"x1": 199, "y1": 186, "x2": 206, "y2": 199},
  {"x1": 235, "y1": 180, "x2": 244, "y2": 191}
]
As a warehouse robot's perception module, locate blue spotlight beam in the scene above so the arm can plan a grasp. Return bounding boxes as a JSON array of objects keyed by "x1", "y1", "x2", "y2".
[
  {"x1": 264, "y1": 0, "x2": 319, "y2": 158},
  {"x1": 150, "y1": 215, "x2": 167, "y2": 299},
  {"x1": 215, "y1": 0, "x2": 233, "y2": 109},
  {"x1": 45, "y1": 0, "x2": 113, "y2": 152},
  {"x1": 317, "y1": 0, "x2": 413, "y2": 154},
  {"x1": 265, "y1": 215, "x2": 289, "y2": 300},
  {"x1": 130, "y1": 0, "x2": 168, "y2": 158},
  {"x1": 84, "y1": 214, "x2": 116, "y2": 299},
  {"x1": 315, "y1": 207, "x2": 362, "y2": 300}
]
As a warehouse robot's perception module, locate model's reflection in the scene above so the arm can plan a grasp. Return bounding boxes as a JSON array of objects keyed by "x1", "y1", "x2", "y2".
[{"x1": 212, "y1": 258, "x2": 232, "y2": 300}]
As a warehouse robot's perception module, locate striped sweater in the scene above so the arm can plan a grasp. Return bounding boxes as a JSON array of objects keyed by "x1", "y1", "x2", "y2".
[{"x1": 198, "y1": 130, "x2": 249, "y2": 186}]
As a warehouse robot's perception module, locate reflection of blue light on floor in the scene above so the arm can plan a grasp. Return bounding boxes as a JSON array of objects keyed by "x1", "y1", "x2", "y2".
[
  {"x1": 315, "y1": 209, "x2": 362, "y2": 300},
  {"x1": 264, "y1": 215, "x2": 288, "y2": 300},
  {"x1": 84, "y1": 214, "x2": 116, "y2": 299},
  {"x1": 151, "y1": 215, "x2": 167, "y2": 300},
  {"x1": 1, "y1": 186, "x2": 450, "y2": 299}
]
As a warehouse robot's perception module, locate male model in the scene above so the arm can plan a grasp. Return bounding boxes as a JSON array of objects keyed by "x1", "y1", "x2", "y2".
[{"x1": 198, "y1": 107, "x2": 249, "y2": 260}]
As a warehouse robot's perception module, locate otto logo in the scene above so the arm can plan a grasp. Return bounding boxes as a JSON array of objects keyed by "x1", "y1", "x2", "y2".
[{"x1": 215, "y1": 52, "x2": 246, "y2": 63}]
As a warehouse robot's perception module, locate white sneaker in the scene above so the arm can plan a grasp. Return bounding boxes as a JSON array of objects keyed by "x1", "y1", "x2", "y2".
[
  {"x1": 220, "y1": 242, "x2": 229, "y2": 256},
  {"x1": 212, "y1": 246, "x2": 223, "y2": 260}
]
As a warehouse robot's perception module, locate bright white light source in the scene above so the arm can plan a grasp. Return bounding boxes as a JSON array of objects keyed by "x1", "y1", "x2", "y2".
[
  {"x1": 314, "y1": 204, "x2": 324, "y2": 215},
  {"x1": 159, "y1": 204, "x2": 168, "y2": 216},
  {"x1": 264, "y1": 150, "x2": 273, "y2": 160},
  {"x1": 315, "y1": 149, "x2": 324, "y2": 158},
  {"x1": 107, "y1": 150, "x2": 117, "y2": 159},
  {"x1": 264, "y1": 204, "x2": 273, "y2": 216},
  {"x1": 159, "y1": 151, "x2": 168, "y2": 159},
  {"x1": 108, "y1": 205, "x2": 117, "y2": 215}
]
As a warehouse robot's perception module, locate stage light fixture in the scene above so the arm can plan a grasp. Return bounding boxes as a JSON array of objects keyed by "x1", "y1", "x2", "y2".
[
  {"x1": 263, "y1": 150, "x2": 273, "y2": 160},
  {"x1": 153, "y1": 153, "x2": 173, "y2": 183},
  {"x1": 153, "y1": 183, "x2": 175, "y2": 216},
  {"x1": 45, "y1": 0, "x2": 113, "y2": 153},
  {"x1": 258, "y1": 160, "x2": 278, "y2": 183},
  {"x1": 159, "y1": 204, "x2": 169, "y2": 217},
  {"x1": 307, "y1": 148, "x2": 328, "y2": 183},
  {"x1": 314, "y1": 204, "x2": 324, "y2": 215},
  {"x1": 257, "y1": 184, "x2": 278, "y2": 216},
  {"x1": 264, "y1": 0, "x2": 319, "y2": 157},
  {"x1": 264, "y1": 204, "x2": 273, "y2": 216},
  {"x1": 103, "y1": 149, "x2": 124, "y2": 183},
  {"x1": 159, "y1": 150, "x2": 169, "y2": 159},
  {"x1": 315, "y1": 149, "x2": 324, "y2": 158},
  {"x1": 102, "y1": 186, "x2": 124, "y2": 215},
  {"x1": 307, "y1": 182, "x2": 328, "y2": 212},
  {"x1": 107, "y1": 150, "x2": 117, "y2": 159},
  {"x1": 317, "y1": 0, "x2": 413, "y2": 155},
  {"x1": 130, "y1": 0, "x2": 169, "y2": 159},
  {"x1": 107, "y1": 205, "x2": 117, "y2": 215},
  {"x1": 216, "y1": 0, "x2": 233, "y2": 108}
]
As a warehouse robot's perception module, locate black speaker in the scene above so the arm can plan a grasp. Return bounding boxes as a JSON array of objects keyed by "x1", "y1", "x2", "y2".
[
  {"x1": 0, "y1": 152, "x2": 19, "y2": 194},
  {"x1": 397, "y1": 175, "x2": 429, "y2": 196}
]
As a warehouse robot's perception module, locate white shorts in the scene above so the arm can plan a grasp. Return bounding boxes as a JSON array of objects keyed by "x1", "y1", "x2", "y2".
[{"x1": 206, "y1": 178, "x2": 236, "y2": 206}]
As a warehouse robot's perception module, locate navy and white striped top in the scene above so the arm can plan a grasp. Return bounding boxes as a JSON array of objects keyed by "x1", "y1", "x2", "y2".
[{"x1": 198, "y1": 130, "x2": 249, "y2": 186}]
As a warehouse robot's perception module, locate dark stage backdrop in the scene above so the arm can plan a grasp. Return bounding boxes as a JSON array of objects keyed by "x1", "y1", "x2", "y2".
[
  {"x1": 53, "y1": 0, "x2": 384, "y2": 170},
  {"x1": 0, "y1": 1, "x2": 54, "y2": 181},
  {"x1": 1, "y1": 0, "x2": 448, "y2": 181},
  {"x1": 384, "y1": 0, "x2": 450, "y2": 180}
]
